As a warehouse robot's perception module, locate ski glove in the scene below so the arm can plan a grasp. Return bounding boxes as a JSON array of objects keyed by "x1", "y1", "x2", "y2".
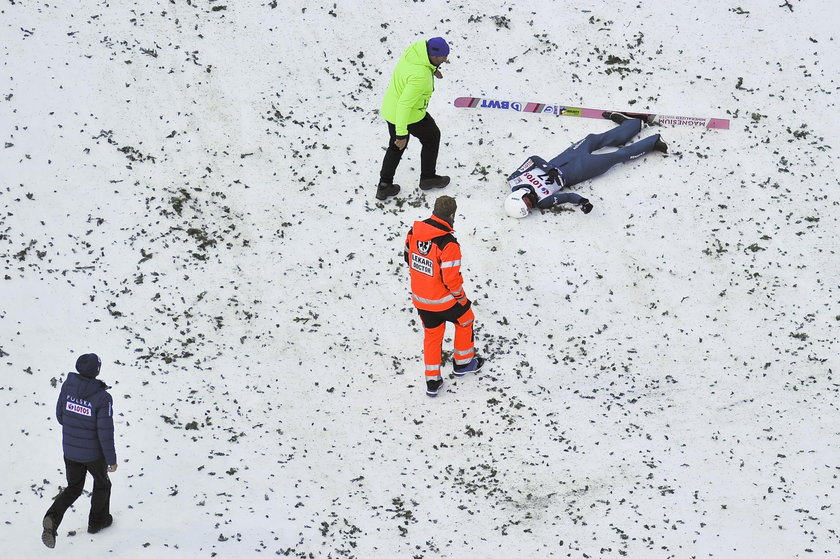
[{"x1": 546, "y1": 168, "x2": 562, "y2": 186}]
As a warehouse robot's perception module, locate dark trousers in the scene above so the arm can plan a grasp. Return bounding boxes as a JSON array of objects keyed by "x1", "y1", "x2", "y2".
[
  {"x1": 45, "y1": 457, "x2": 111, "y2": 527},
  {"x1": 417, "y1": 300, "x2": 472, "y2": 330},
  {"x1": 548, "y1": 118, "x2": 659, "y2": 187},
  {"x1": 379, "y1": 113, "x2": 441, "y2": 184}
]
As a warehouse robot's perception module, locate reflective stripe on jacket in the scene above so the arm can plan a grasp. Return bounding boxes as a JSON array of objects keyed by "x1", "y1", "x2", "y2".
[{"x1": 404, "y1": 215, "x2": 465, "y2": 312}]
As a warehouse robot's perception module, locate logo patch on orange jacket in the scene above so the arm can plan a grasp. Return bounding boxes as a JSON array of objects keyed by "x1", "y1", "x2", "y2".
[{"x1": 411, "y1": 253, "x2": 434, "y2": 276}]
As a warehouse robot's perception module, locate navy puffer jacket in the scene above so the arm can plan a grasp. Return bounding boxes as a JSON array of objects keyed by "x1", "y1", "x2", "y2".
[{"x1": 55, "y1": 373, "x2": 116, "y2": 465}]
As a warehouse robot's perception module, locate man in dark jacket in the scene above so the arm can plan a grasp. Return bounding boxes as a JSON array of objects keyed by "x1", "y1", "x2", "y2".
[{"x1": 42, "y1": 353, "x2": 117, "y2": 548}]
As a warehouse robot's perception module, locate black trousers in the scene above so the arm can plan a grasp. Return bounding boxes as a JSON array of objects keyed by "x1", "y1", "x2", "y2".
[
  {"x1": 417, "y1": 300, "x2": 472, "y2": 329},
  {"x1": 45, "y1": 457, "x2": 111, "y2": 527},
  {"x1": 379, "y1": 113, "x2": 441, "y2": 184}
]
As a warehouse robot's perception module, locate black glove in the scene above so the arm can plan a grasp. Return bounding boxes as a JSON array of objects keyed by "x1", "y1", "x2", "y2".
[{"x1": 546, "y1": 167, "x2": 561, "y2": 185}]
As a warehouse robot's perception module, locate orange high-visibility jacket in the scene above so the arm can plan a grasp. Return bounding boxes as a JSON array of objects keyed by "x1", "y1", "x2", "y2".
[{"x1": 404, "y1": 215, "x2": 466, "y2": 312}]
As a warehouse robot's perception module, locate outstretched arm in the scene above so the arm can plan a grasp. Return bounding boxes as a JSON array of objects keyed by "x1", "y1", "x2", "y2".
[{"x1": 536, "y1": 192, "x2": 584, "y2": 209}]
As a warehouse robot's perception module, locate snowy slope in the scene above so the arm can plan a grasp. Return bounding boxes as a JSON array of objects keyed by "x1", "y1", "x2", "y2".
[{"x1": 1, "y1": 1, "x2": 838, "y2": 558}]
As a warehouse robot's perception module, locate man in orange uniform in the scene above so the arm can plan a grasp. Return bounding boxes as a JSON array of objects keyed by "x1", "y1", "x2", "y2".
[{"x1": 404, "y1": 196, "x2": 485, "y2": 396}]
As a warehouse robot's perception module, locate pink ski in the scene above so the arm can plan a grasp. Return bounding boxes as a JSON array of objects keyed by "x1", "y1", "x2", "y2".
[{"x1": 453, "y1": 96, "x2": 730, "y2": 130}]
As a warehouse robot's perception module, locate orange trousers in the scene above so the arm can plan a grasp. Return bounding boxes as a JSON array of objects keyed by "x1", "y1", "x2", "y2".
[{"x1": 421, "y1": 306, "x2": 475, "y2": 380}]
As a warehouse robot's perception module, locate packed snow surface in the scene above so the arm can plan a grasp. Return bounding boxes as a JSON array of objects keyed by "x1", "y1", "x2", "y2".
[{"x1": 1, "y1": 1, "x2": 838, "y2": 558}]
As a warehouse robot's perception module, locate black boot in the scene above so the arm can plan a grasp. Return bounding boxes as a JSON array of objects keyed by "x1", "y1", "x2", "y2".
[
  {"x1": 375, "y1": 182, "x2": 400, "y2": 201},
  {"x1": 654, "y1": 137, "x2": 670, "y2": 154},
  {"x1": 88, "y1": 514, "x2": 113, "y2": 534},
  {"x1": 579, "y1": 199, "x2": 593, "y2": 214},
  {"x1": 425, "y1": 377, "x2": 443, "y2": 397},
  {"x1": 418, "y1": 175, "x2": 450, "y2": 190},
  {"x1": 602, "y1": 111, "x2": 631, "y2": 125},
  {"x1": 41, "y1": 516, "x2": 57, "y2": 549}
]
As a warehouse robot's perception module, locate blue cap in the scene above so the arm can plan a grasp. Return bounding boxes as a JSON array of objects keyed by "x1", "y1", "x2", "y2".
[{"x1": 427, "y1": 37, "x2": 450, "y2": 57}]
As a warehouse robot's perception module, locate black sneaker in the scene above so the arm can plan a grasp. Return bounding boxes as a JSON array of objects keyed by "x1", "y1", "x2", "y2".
[
  {"x1": 418, "y1": 175, "x2": 450, "y2": 190},
  {"x1": 602, "y1": 111, "x2": 631, "y2": 125},
  {"x1": 88, "y1": 514, "x2": 113, "y2": 534},
  {"x1": 41, "y1": 516, "x2": 57, "y2": 549},
  {"x1": 579, "y1": 199, "x2": 593, "y2": 214},
  {"x1": 453, "y1": 356, "x2": 485, "y2": 377},
  {"x1": 375, "y1": 182, "x2": 400, "y2": 201},
  {"x1": 654, "y1": 137, "x2": 669, "y2": 154},
  {"x1": 425, "y1": 377, "x2": 443, "y2": 397}
]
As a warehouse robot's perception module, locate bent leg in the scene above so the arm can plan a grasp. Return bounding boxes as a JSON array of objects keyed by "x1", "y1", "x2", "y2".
[
  {"x1": 379, "y1": 121, "x2": 405, "y2": 184},
  {"x1": 45, "y1": 458, "x2": 88, "y2": 527},
  {"x1": 452, "y1": 307, "x2": 476, "y2": 366},
  {"x1": 409, "y1": 113, "x2": 441, "y2": 179},
  {"x1": 571, "y1": 133, "x2": 660, "y2": 182},
  {"x1": 550, "y1": 118, "x2": 644, "y2": 168},
  {"x1": 592, "y1": 118, "x2": 644, "y2": 149}
]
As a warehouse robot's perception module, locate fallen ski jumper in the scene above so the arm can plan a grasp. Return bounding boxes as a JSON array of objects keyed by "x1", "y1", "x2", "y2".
[{"x1": 504, "y1": 113, "x2": 669, "y2": 218}]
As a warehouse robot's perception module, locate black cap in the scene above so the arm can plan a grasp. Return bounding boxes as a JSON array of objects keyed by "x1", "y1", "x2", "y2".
[{"x1": 75, "y1": 353, "x2": 102, "y2": 378}]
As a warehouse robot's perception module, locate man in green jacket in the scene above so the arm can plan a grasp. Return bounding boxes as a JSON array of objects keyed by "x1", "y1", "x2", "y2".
[{"x1": 376, "y1": 37, "x2": 451, "y2": 201}]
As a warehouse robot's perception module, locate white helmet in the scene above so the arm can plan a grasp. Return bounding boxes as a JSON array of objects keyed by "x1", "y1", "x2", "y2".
[{"x1": 504, "y1": 189, "x2": 530, "y2": 218}]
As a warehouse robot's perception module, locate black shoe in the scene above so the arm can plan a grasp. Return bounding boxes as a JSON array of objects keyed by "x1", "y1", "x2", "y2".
[
  {"x1": 579, "y1": 198, "x2": 593, "y2": 214},
  {"x1": 654, "y1": 137, "x2": 669, "y2": 154},
  {"x1": 88, "y1": 514, "x2": 113, "y2": 534},
  {"x1": 602, "y1": 111, "x2": 631, "y2": 125},
  {"x1": 453, "y1": 356, "x2": 485, "y2": 377},
  {"x1": 41, "y1": 516, "x2": 57, "y2": 549},
  {"x1": 425, "y1": 377, "x2": 443, "y2": 397},
  {"x1": 418, "y1": 175, "x2": 450, "y2": 190},
  {"x1": 375, "y1": 182, "x2": 400, "y2": 201}
]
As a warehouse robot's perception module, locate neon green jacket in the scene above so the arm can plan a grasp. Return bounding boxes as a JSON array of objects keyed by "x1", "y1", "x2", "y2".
[{"x1": 380, "y1": 40, "x2": 437, "y2": 136}]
